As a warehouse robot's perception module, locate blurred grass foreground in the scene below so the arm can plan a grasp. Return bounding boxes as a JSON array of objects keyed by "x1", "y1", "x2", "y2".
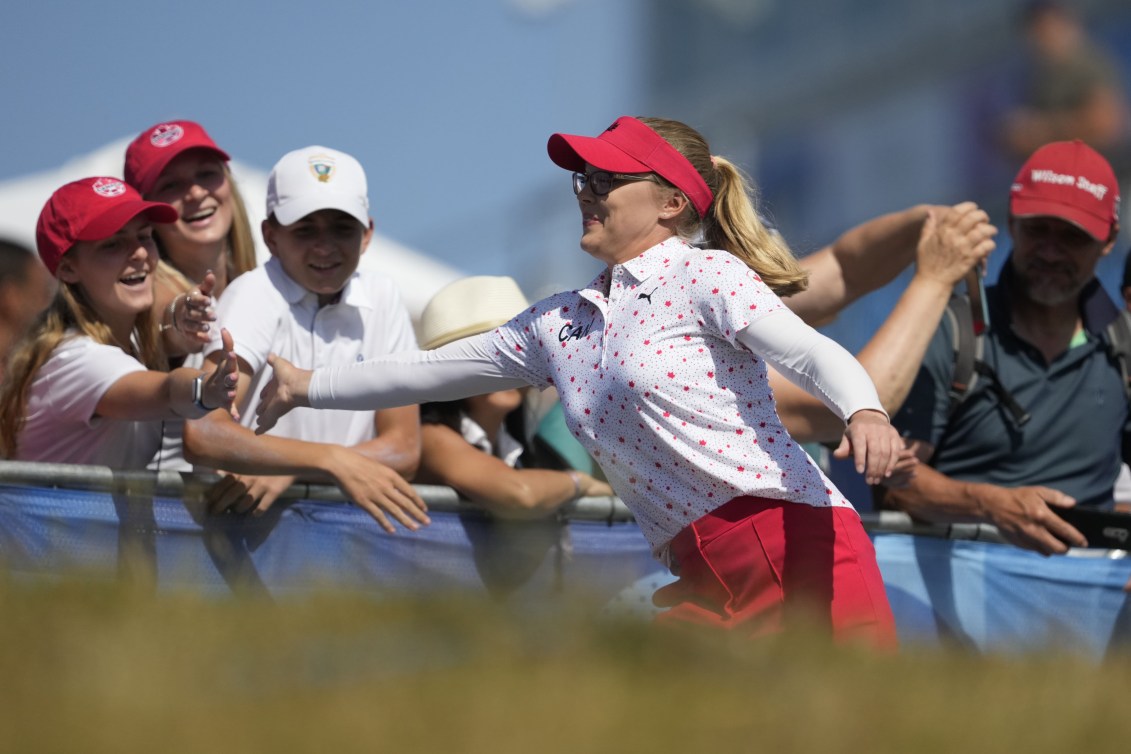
[{"x1": 2, "y1": 573, "x2": 1130, "y2": 754}]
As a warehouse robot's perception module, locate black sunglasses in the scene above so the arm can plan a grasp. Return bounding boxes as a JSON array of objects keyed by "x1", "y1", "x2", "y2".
[{"x1": 571, "y1": 170, "x2": 656, "y2": 197}]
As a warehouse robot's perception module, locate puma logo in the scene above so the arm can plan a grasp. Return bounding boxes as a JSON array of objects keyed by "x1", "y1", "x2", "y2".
[{"x1": 637, "y1": 287, "x2": 657, "y2": 304}]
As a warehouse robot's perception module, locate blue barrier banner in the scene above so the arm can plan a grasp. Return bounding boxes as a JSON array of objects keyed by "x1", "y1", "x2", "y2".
[
  {"x1": 874, "y1": 533, "x2": 1131, "y2": 658},
  {"x1": 0, "y1": 484, "x2": 658, "y2": 604},
  {"x1": 3, "y1": 482, "x2": 1130, "y2": 657}
]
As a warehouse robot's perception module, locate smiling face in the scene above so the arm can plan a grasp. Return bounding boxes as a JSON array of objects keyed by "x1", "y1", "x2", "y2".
[
  {"x1": 1009, "y1": 215, "x2": 1116, "y2": 307},
  {"x1": 57, "y1": 216, "x2": 158, "y2": 338},
  {"x1": 146, "y1": 149, "x2": 233, "y2": 265},
  {"x1": 575, "y1": 164, "x2": 683, "y2": 266},
  {"x1": 262, "y1": 209, "x2": 372, "y2": 305}
]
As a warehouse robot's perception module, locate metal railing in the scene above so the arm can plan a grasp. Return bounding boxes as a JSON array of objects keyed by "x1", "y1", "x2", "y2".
[{"x1": 0, "y1": 458, "x2": 1007, "y2": 541}]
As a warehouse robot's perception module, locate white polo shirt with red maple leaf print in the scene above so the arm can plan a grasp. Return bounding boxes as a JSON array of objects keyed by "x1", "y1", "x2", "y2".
[{"x1": 489, "y1": 237, "x2": 854, "y2": 561}]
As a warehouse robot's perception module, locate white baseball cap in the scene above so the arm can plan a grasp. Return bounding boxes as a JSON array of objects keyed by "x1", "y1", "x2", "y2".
[{"x1": 266, "y1": 145, "x2": 370, "y2": 226}]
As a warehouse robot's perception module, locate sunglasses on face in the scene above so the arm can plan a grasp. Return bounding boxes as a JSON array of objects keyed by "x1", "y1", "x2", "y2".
[{"x1": 571, "y1": 170, "x2": 656, "y2": 197}]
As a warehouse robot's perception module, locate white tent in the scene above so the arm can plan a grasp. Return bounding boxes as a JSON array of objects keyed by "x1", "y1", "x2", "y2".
[{"x1": 0, "y1": 138, "x2": 464, "y2": 322}]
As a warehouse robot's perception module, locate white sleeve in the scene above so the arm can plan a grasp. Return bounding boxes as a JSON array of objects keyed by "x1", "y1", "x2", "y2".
[
  {"x1": 309, "y1": 333, "x2": 530, "y2": 410},
  {"x1": 735, "y1": 308, "x2": 885, "y2": 424}
]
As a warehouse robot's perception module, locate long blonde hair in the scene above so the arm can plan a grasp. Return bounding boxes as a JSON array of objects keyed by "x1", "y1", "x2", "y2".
[
  {"x1": 153, "y1": 165, "x2": 257, "y2": 294},
  {"x1": 639, "y1": 117, "x2": 808, "y2": 297},
  {"x1": 0, "y1": 281, "x2": 164, "y2": 458}
]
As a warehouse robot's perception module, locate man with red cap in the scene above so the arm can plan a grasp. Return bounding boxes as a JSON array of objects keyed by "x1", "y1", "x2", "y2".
[{"x1": 880, "y1": 140, "x2": 1125, "y2": 556}]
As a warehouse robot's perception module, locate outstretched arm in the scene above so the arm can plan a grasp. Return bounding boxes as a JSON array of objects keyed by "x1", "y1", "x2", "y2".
[
  {"x1": 95, "y1": 328, "x2": 239, "y2": 422},
  {"x1": 255, "y1": 335, "x2": 528, "y2": 434},
  {"x1": 773, "y1": 202, "x2": 996, "y2": 444},
  {"x1": 789, "y1": 204, "x2": 941, "y2": 326}
]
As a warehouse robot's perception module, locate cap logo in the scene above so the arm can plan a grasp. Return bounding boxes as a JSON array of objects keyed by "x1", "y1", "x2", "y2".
[
  {"x1": 308, "y1": 154, "x2": 336, "y2": 183},
  {"x1": 92, "y1": 178, "x2": 126, "y2": 198},
  {"x1": 1028, "y1": 168, "x2": 1109, "y2": 201},
  {"x1": 150, "y1": 123, "x2": 185, "y2": 149}
]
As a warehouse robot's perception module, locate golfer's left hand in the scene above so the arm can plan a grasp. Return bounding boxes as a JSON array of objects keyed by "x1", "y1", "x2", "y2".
[{"x1": 834, "y1": 409, "x2": 902, "y2": 485}]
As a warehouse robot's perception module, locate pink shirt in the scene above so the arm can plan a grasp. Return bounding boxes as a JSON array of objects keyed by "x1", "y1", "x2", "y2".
[{"x1": 489, "y1": 238, "x2": 853, "y2": 559}]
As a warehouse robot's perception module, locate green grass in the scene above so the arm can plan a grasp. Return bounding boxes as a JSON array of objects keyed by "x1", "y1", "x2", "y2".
[{"x1": 1, "y1": 574, "x2": 1128, "y2": 754}]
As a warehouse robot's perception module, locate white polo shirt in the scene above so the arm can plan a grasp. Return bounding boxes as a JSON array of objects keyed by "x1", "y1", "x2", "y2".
[
  {"x1": 17, "y1": 334, "x2": 163, "y2": 469},
  {"x1": 489, "y1": 237, "x2": 854, "y2": 558},
  {"x1": 206, "y1": 256, "x2": 418, "y2": 445}
]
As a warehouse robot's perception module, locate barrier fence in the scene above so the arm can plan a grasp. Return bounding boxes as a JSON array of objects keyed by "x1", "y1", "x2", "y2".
[{"x1": 1, "y1": 461, "x2": 1128, "y2": 657}]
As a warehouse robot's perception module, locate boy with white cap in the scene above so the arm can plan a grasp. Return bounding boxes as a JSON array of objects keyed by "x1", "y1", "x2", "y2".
[{"x1": 183, "y1": 146, "x2": 429, "y2": 534}]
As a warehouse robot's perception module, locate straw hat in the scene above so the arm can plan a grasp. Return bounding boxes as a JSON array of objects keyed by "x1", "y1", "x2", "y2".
[{"x1": 419, "y1": 275, "x2": 530, "y2": 350}]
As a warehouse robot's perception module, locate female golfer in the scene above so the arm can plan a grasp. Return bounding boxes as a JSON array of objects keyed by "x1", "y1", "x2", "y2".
[{"x1": 254, "y1": 117, "x2": 900, "y2": 646}]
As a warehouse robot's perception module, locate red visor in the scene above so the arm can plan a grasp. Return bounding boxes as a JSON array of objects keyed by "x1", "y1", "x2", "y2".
[{"x1": 547, "y1": 116, "x2": 714, "y2": 217}]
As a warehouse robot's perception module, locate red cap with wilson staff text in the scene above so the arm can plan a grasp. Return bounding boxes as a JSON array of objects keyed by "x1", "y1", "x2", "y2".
[
  {"x1": 1009, "y1": 140, "x2": 1120, "y2": 241},
  {"x1": 124, "y1": 120, "x2": 230, "y2": 196},
  {"x1": 35, "y1": 177, "x2": 177, "y2": 274}
]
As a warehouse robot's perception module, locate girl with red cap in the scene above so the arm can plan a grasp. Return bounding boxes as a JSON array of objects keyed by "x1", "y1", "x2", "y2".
[
  {"x1": 124, "y1": 120, "x2": 257, "y2": 357},
  {"x1": 124, "y1": 120, "x2": 258, "y2": 470},
  {"x1": 0, "y1": 177, "x2": 238, "y2": 469},
  {"x1": 254, "y1": 117, "x2": 901, "y2": 646}
]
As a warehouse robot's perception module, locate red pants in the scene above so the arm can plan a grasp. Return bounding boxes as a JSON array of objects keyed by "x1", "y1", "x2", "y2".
[{"x1": 654, "y1": 496, "x2": 897, "y2": 649}]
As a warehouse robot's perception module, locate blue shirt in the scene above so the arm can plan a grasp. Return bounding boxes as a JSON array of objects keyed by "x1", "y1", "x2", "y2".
[{"x1": 893, "y1": 261, "x2": 1129, "y2": 508}]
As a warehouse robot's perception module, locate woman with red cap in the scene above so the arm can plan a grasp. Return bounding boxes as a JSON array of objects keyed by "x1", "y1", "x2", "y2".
[
  {"x1": 124, "y1": 120, "x2": 257, "y2": 470},
  {"x1": 124, "y1": 120, "x2": 257, "y2": 357},
  {"x1": 254, "y1": 116, "x2": 901, "y2": 646},
  {"x1": 0, "y1": 177, "x2": 238, "y2": 469}
]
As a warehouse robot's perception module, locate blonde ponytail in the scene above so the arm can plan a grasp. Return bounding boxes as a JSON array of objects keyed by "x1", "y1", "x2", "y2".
[{"x1": 638, "y1": 117, "x2": 808, "y2": 297}]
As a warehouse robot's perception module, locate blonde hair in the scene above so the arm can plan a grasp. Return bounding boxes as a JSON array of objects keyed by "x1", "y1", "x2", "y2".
[
  {"x1": 153, "y1": 165, "x2": 257, "y2": 294},
  {"x1": 0, "y1": 281, "x2": 164, "y2": 458},
  {"x1": 638, "y1": 117, "x2": 808, "y2": 297}
]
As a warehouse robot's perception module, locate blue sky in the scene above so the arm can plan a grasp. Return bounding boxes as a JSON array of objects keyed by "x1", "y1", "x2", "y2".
[{"x1": 1, "y1": 0, "x2": 644, "y2": 274}]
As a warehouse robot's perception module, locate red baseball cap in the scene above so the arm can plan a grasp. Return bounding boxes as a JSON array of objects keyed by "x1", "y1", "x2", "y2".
[
  {"x1": 1010, "y1": 139, "x2": 1120, "y2": 241},
  {"x1": 124, "y1": 120, "x2": 230, "y2": 196},
  {"x1": 547, "y1": 116, "x2": 714, "y2": 218},
  {"x1": 35, "y1": 177, "x2": 178, "y2": 275}
]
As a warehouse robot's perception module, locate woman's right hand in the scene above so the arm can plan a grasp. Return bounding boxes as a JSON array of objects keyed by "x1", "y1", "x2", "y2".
[{"x1": 255, "y1": 353, "x2": 312, "y2": 434}]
